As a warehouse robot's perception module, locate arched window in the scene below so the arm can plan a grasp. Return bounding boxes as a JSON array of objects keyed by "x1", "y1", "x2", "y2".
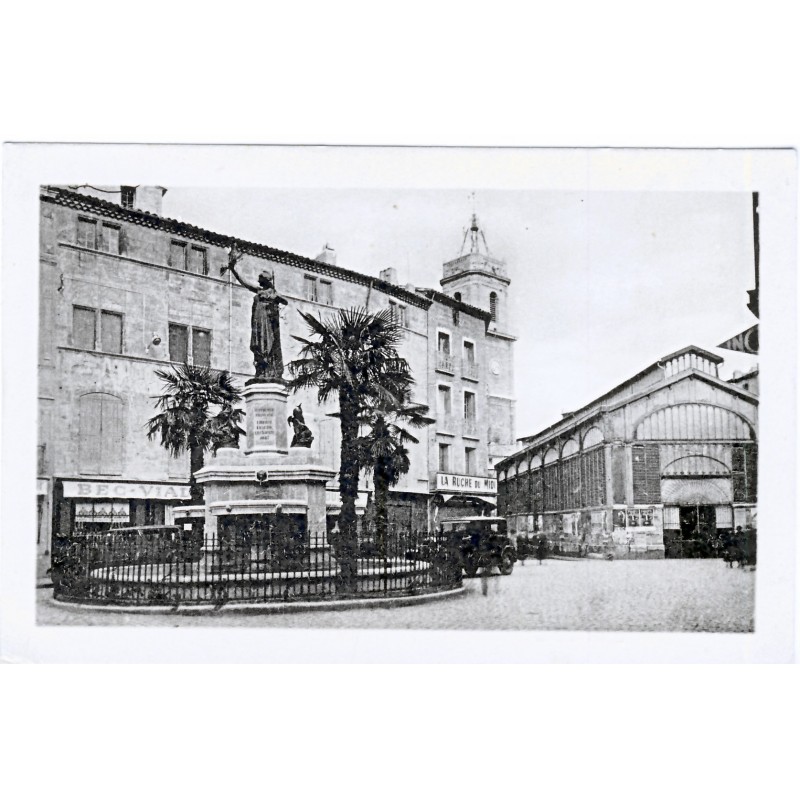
[
  {"x1": 454, "y1": 292, "x2": 461, "y2": 303},
  {"x1": 489, "y1": 292, "x2": 498, "y2": 322},
  {"x1": 78, "y1": 392, "x2": 123, "y2": 475}
]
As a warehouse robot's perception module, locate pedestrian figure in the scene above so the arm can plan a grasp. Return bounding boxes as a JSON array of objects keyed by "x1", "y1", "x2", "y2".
[{"x1": 536, "y1": 534, "x2": 547, "y2": 565}]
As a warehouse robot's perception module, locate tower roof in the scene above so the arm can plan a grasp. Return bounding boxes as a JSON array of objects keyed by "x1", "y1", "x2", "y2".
[{"x1": 459, "y1": 210, "x2": 491, "y2": 257}]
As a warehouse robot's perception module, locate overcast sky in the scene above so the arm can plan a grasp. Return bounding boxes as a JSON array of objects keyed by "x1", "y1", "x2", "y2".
[{"x1": 163, "y1": 188, "x2": 759, "y2": 438}]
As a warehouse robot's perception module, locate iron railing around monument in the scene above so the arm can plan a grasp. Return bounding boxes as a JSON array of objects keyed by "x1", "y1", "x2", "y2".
[{"x1": 51, "y1": 526, "x2": 463, "y2": 608}]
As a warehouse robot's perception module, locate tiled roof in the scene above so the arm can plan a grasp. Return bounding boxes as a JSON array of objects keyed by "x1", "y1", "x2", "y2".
[
  {"x1": 42, "y1": 187, "x2": 433, "y2": 310},
  {"x1": 415, "y1": 287, "x2": 492, "y2": 324}
]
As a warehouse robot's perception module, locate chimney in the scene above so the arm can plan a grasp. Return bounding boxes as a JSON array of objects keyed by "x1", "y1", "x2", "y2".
[
  {"x1": 120, "y1": 186, "x2": 166, "y2": 215},
  {"x1": 315, "y1": 244, "x2": 337, "y2": 265},
  {"x1": 379, "y1": 267, "x2": 398, "y2": 284}
]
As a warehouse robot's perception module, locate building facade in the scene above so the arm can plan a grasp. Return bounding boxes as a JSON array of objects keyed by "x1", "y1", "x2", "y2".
[
  {"x1": 496, "y1": 346, "x2": 757, "y2": 558},
  {"x1": 37, "y1": 186, "x2": 515, "y2": 552}
]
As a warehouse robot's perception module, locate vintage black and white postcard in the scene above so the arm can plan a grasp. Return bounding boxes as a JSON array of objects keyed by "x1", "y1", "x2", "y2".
[{"x1": 1, "y1": 145, "x2": 796, "y2": 662}]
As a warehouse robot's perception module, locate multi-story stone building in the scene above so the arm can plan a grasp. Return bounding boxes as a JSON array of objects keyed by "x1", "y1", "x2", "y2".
[
  {"x1": 36, "y1": 186, "x2": 516, "y2": 553},
  {"x1": 496, "y1": 346, "x2": 758, "y2": 558}
]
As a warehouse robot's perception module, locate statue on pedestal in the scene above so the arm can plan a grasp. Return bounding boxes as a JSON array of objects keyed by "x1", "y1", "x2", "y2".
[
  {"x1": 223, "y1": 246, "x2": 288, "y2": 382},
  {"x1": 288, "y1": 404, "x2": 314, "y2": 448}
]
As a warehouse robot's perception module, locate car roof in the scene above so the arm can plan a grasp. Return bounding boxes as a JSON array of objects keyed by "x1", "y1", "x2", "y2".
[{"x1": 442, "y1": 516, "x2": 506, "y2": 523}]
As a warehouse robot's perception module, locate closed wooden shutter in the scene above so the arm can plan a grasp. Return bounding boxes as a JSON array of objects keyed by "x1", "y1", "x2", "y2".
[
  {"x1": 79, "y1": 394, "x2": 103, "y2": 473},
  {"x1": 73, "y1": 306, "x2": 96, "y2": 350},
  {"x1": 99, "y1": 395, "x2": 123, "y2": 474},
  {"x1": 79, "y1": 394, "x2": 123, "y2": 475}
]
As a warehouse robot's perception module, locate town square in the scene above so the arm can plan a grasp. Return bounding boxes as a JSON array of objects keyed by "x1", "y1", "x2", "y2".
[{"x1": 29, "y1": 171, "x2": 764, "y2": 632}]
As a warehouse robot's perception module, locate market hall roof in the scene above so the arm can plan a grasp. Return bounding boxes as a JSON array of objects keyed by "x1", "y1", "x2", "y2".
[
  {"x1": 41, "y1": 186, "x2": 433, "y2": 310},
  {"x1": 499, "y1": 345, "x2": 758, "y2": 471}
]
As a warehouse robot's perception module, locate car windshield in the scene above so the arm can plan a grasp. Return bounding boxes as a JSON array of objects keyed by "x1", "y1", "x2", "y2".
[{"x1": 442, "y1": 520, "x2": 503, "y2": 534}]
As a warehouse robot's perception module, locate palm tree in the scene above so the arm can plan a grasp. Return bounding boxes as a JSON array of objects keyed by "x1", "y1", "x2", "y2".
[
  {"x1": 356, "y1": 390, "x2": 431, "y2": 555},
  {"x1": 287, "y1": 307, "x2": 410, "y2": 583},
  {"x1": 146, "y1": 363, "x2": 245, "y2": 504}
]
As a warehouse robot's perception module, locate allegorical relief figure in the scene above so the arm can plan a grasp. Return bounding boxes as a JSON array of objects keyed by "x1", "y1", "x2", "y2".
[{"x1": 222, "y1": 245, "x2": 288, "y2": 381}]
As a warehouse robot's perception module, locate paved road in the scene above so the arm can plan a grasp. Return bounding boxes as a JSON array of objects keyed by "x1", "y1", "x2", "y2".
[{"x1": 37, "y1": 558, "x2": 754, "y2": 632}]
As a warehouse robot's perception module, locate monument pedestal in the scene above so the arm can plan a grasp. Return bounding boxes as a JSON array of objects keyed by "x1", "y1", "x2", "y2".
[{"x1": 193, "y1": 381, "x2": 337, "y2": 573}]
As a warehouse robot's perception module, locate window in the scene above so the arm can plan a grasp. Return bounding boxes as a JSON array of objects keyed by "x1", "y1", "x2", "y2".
[
  {"x1": 169, "y1": 241, "x2": 187, "y2": 270},
  {"x1": 463, "y1": 341, "x2": 475, "y2": 364},
  {"x1": 464, "y1": 391, "x2": 476, "y2": 421},
  {"x1": 120, "y1": 186, "x2": 136, "y2": 209},
  {"x1": 304, "y1": 275, "x2": 318, "y2": 301},
  {"x1": 632, "y1": 444, "x2": 661, "y2": 504},
  {"x1": 188, "y1": 246, "x2": 208, "y2": 276},
  {"x1": 438, "y1": 443, "x2": 450, "y2": 473},
  {"x1": 489, "y1": 292, "x2": 498, "y2": 323},
  {"x1": 319, "y1": 279, "x2": 333, "y2": 305},
  {"x1": 389, "y1": 300, "x2": 406, "y2": 327},
  {"x1": 73, "y1": 306, "x2": 122, "y2": 354},
  {"x1": 100, "y1": 311, "x2": 123, "y2": 354},
  {"x1": 732, "y1": 443, "x2": 757, "y2": 503},
  {"x1": 454, "y1": 292, "x2": 461, "y2": 303},
  {"x1": 437, "y1": 331, "x2": 451, "y2": 354},
  {"x1": 77, "y1": 218, "x2": 97, "y2": 248},
  {"x1": 73, "y1": 306, "x2": 97, "y2": 350},
  {"x1": 168, "y1": 323, "x2": 188, "y2": 363},
  {"x1": 78, "y1": 393, "x2": 123, "y2": 475},
  {"x1": 169, "y1": 322, "x2": 211, "y2": 366},
  {"x1": 192, "y1": 327, "x2": 211, "y2": 367},
  {"x1": 438, "y1": 385, "x2": 452, "y2": 416},
  {"x1": 465, "y1": 447, "x2": 476, "y2": 475},
  {"x1": 101, "y1": 223, "x2": 121, "y2": 254}
]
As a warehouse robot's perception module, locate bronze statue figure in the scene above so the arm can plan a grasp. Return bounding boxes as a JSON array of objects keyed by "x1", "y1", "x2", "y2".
[
  {"x1": 223, "y1": 246, "x2": 288, "y2": 381},
  {"x1": 288, "y1": 404, "x2": 314, "y2": 448}
]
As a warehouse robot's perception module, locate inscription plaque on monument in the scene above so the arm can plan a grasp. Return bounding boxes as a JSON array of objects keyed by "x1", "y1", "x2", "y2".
[{"x1": 252, "y1": 405, "x2": 277, "y2": 448}]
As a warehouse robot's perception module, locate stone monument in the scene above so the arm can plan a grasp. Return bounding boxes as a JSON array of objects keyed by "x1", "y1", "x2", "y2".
[{"x1": 189, "y1": 247, "x2": 336, "y2": 571}]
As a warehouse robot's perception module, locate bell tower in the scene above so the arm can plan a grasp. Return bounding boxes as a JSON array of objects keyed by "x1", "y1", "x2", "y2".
[
  {"x1": 440, "y1": 211, "x2": 511, "y2": 335},
  {"x1": 441, "y1": 208, "x2": 517, "y2": 469}
]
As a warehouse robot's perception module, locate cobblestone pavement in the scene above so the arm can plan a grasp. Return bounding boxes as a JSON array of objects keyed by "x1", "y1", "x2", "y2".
[{"x1": 37, "y1": 558, "x2": 755, "y2": 631}]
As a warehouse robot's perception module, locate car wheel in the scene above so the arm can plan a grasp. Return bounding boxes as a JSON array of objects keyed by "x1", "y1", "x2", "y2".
[{"x1": 498, "y1": 550, "x2": 515, "y2": 576}]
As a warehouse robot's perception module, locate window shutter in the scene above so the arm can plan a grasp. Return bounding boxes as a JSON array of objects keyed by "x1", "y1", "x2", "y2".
[
  {"x1": 119, "y1": 226, "x2": 127, "y2": 255},
  {"x1": 99, "y1": 395, "x2": 123, "y2": 475},
  {"x1": 79, "y1": 394, "x2": 103, "y2": 473}
]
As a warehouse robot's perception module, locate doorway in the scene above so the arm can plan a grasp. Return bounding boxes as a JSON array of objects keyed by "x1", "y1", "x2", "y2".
[{"x1": 676, "y1": 505, "x2": 716, "y2": 558}]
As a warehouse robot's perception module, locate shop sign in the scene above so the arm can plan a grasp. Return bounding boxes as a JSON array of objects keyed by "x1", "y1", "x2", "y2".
[
  {"x1": 718, "y1": 325, "x2": 758, "y2": 355},
  {"x1": 435, "y1": 473, "x2": 497, "y2": 494},
  {"x1": 63, "y1": 481, "x2": 190, "y2": 500}
]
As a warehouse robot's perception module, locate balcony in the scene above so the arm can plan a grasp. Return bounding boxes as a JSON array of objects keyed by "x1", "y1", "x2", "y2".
[
  {"x1": 436, "y1": 414, "x2": 457, "y2": 434},
  {"x1": 462, "y1": 361, "x2": 479, "y2": 381},
  {"x1": 436, "y1": 352, "x2": 454, "y2": 374}
]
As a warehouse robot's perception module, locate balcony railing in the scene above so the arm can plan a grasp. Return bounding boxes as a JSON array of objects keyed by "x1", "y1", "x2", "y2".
[
  {"x1": 436, "y1": 353, "x2": 454, "y2": 373},
  {"x1": 437, "y1": 414, "x2": 456, "y2": 433},
  {"x1": 463, "y1": 361, "x2": 479, "y2": 380}
]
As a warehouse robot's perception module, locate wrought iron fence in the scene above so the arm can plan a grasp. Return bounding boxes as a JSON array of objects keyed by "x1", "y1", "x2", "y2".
[{"x1": 51, "y1": 525, "x2": 463, "y2": 608}]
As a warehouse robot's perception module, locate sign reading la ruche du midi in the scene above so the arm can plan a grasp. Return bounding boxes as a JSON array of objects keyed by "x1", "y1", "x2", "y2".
[
  {"x1": 435, "y1": 473, "x2": 497, "y2": 494},
  {"x1": 62, "y1": 481, "x2": 191, "y2": 500}
]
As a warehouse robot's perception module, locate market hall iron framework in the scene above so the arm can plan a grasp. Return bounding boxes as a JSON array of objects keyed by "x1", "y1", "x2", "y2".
[{"x1": 496, "y1": 346, "x2": 757, "y2": 558}]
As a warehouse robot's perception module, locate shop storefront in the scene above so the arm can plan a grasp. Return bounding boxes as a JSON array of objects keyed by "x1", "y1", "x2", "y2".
[
  {"x1": 52, "y1": 478, "x2": 191, "y2": 537},
  {"x1": 431, "y1": 472, "x2": 498, "y2": 526}
]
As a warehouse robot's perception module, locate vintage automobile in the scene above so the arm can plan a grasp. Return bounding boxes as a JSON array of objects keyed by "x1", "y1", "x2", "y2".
[{"x1": 439, "y1": 516, "x2": 517, "y2": 577}]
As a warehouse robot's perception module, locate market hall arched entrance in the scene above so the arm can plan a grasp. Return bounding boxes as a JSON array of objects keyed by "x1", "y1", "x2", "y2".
[{"x1": 661, "y1": 476, "x2": 733, "y2": 558}]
